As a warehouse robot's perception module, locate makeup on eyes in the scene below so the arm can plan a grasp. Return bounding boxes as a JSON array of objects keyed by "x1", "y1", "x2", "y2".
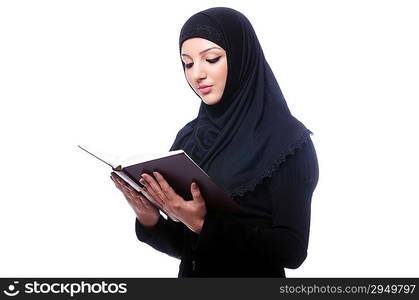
[{"x1": 184, "y1": 56, "x2": 222, "y2": 69}]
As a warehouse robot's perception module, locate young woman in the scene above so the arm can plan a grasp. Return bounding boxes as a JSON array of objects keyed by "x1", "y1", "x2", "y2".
[{"x1": 111, "y1": 7, "x2": 319, "y2": 277}]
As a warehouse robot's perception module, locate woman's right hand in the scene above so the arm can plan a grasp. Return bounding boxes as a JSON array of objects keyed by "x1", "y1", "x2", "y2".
[{"x1": 110, "y1": 172, "x2": 160, "y2": 227}]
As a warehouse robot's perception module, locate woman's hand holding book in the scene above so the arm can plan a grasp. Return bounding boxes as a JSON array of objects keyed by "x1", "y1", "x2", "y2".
[
  {"x1": 110, "y1": 172, "x2": 160, "y2": 228},
  {"x1": 140, "y1": 171, "x2": 207, "y2": 234}
]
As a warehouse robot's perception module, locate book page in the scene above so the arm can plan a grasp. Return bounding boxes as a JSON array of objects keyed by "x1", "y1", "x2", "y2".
[
  {"x1": 78, "y1": 145, "x2": 120, "y2": 169},
  {"x1": 78, "y1": 145, "x2": 184, "y2": 170},
  {"x1": 119, "y1": 149, "x2": 185, "y2": 167}
]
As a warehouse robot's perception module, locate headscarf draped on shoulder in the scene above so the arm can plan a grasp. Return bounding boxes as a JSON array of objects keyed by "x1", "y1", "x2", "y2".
[{"x1": 171, "y1": 7, "x2": 313, "y2": 197}]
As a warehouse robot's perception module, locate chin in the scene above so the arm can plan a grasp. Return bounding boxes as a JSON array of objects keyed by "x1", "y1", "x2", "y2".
[{"x1": 202, "y1": 96, "x2": 221, "y2": 105}]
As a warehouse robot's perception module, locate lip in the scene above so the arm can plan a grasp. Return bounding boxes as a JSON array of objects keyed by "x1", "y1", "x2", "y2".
[{"x1": 198, "y1": 85, "x2": 213, "y2": 95}]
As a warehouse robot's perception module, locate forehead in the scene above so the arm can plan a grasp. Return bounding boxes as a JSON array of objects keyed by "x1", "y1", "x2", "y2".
[{"x1": 181, "y1": 37, "x2": 223, "y2": 54}]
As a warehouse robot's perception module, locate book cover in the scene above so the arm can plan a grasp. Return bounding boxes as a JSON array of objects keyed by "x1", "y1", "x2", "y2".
[{"x1": 78, "y1": 145, "x2": 242, "y2": 220}]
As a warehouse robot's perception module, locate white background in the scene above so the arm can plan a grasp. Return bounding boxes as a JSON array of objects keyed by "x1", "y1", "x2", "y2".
[{"x1": 1, "y1": 0, "x2": 418, "y2": 277}]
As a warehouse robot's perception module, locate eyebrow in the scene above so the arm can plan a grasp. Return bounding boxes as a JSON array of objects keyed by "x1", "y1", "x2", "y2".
[{"x1": 181, "y1": 47, "x2": 222, "y2": 58}]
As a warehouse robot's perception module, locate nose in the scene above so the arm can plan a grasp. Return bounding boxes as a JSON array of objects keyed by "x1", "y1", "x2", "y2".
[{"x1": 192, "y1": 62, "x2": 207, "y2": 81}]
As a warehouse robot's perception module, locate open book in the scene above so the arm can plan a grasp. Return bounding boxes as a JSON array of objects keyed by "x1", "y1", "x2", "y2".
[{"x1": 78, "y1": 145, "x2": 242, "y2": 221}]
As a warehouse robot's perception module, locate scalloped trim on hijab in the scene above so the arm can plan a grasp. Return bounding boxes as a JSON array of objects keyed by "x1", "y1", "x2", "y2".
[{"x1": 228, "y1": 129, "x2": 313, "y2": 197}]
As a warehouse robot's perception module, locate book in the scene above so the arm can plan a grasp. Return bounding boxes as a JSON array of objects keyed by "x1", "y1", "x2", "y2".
[{"x1": 78, "y1": 145, "x2": 242, "y2": 222}]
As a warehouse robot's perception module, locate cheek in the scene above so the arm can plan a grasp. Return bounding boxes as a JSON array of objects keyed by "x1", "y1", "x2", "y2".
[
  {"x1": 213, "y1": 65, "x2": 225, "y2": 82},
  {"x1": 218, "y1": 66, "x2": 228, "y2": 100},
  {"x1": 185, "y1": 71, "x2": 194, "y2": 86},
  {"x1": 215, "y1": 64, "x2": 228, "y2": 88}
]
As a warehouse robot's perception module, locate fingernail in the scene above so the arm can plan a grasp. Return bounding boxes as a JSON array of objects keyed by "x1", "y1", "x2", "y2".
[
  {"x1": 192, "y1": 182, "x2": 197, "y2": 189},
  {"x1": 139, "y1": 179, "x2": 146, "y2": 185},
  {"x1": 153, "y1": 171, "x2": 158, "y2": 177}
]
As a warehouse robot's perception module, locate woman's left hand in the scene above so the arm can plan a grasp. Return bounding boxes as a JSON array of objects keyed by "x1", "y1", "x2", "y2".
[{"x1": 139, "y1": 171, "x2": 206, "y2": 234}]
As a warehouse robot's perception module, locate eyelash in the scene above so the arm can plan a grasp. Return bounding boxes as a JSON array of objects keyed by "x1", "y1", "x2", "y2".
[{"x1": 184, "y1": 56, "x2": 221, "y2": 69}]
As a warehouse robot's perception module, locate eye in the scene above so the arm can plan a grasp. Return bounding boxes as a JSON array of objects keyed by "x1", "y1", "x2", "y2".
[
  {"x1": 206, "y1": 56, "x2": 221, "y2": 63},
  {"x1": 183, "y1": 56, "x2": 222, "y2": 69}
]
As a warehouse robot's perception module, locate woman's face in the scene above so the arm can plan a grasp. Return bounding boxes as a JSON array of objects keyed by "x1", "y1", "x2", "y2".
[{"x1": 181, "y1": 38, "x2": 228, "y2": 105}]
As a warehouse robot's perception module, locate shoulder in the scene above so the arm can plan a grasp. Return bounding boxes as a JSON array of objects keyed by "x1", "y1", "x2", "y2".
[
  {"x1": 233, "y1": 137, "x2": 319, "y2": 200},
  {"x1": 170, "y1": 118, "x2": 198, "y2": 151},
  {"x1": 176, "y1": 118, "x2": 198, "y2": 138},
  {"x1": 267, "y1": 136, "x2": 319, "y2": 187}
]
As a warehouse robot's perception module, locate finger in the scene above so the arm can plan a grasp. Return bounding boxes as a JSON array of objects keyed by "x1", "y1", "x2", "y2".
[
  {"x1": 111, "y1": 176, "x2": 119, "y2": 188},
  {"x1": 122, "y1": 192, "x2": 140, "y2": 212},
  {"x1": 152, "y1": 172, "x2": 179, "y2": 202},
  {"x1": 138, "y1": 193, "x2": 158, "y2": 210},
  {"x1": 111, "y1": 173, "x2": 123, "y2": 185},
  {"x1": 191, "y1": 182, "x2": 204, "y2": 203},
  {"x1": 112, "y1": 178, "x2": 124, "y2": 192},
  {"x1": 117, "y1": 180, "x2": 131, "y2": 194},
  {"x1": 141, "y1": 174, "x2": 167, "y2": 207},
  {"x1": 141, "y1": 182, "x2": 165, "y2": 209},
  {"x1": 112, "y1": 175, "x2": 126, "y2": 189},
  {"x1": 113, "y1": 177, "x2": 141, "y2": 204},
  {"x1": 115, "y1": 177, "x2": 137, "y2": 195},
  {"x1": 132, "y1": 195, "x2": 148, "y2": 212},
  {"x1": 125, "y1": 191, "x2": 146, "y2": 211},
  {"x1": 127, "y1": 188, "x2": 150, "y2": 210},
  {"x1": 111, "y1": 175, "x2": 145, "y2": 209},
  {"x1": 112, "y1": 174, "x2": 132, "y2": 191},
  {"x1": 141, "y1": 173, "x2": 164, "y2": 197},
  {"x1": 111, "y1": 174, "x2": 120, "y2": 186},
  {"x1": 127, "y1": 188, "x2": 138, "y2": 199}
]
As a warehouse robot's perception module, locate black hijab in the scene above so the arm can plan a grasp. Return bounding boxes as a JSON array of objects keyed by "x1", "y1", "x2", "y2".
[{"x1": 170, "y1": 7, "x2": 313, "y2": 198}]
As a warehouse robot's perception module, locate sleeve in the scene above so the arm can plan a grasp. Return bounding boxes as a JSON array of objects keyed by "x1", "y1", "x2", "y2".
[
  {"x1": 135, "y1": 214, "x2": 185, "y2": 259},
  {"x1": 195, "y1": 138, "x2": 319, "y2": 269}
]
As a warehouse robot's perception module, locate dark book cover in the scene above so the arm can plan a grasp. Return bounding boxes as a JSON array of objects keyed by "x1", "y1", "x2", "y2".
[{"x1": 78, "y1": 146, "x2": 243, "y2": 218}]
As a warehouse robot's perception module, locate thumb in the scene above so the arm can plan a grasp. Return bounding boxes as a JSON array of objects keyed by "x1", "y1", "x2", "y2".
[{"x1": 191, "y1": 182, "x2": 204, "y2": 203}]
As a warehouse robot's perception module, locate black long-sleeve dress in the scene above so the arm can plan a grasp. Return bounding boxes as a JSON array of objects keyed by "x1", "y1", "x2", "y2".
[{"x1": 134, "y1": 136, "x2": 319, "y2": 277}]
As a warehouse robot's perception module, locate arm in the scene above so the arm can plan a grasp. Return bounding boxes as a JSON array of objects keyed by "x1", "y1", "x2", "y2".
[
  {"x1": 110, "y1": 172, "x2": 185, "y2": 260},
  {"x1": 195, "y1": 183, "x2": 311, "y2": 269},
  {"x1": 135, "y1": 214, "x2": 185, "y2": 259},
  {"x1": 195, "y1": 139, "x2": 319, "y2": 269}
]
